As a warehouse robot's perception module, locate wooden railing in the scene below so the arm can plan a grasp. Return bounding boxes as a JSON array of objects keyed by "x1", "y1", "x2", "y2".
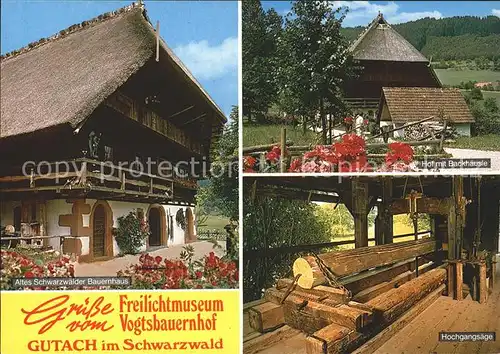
[
  {"x1": 0, "y1": 158, "x2": 196, "y2": 201},
  {"x1": 105, "y1": 91, "x2": 203, "y2": 154}
]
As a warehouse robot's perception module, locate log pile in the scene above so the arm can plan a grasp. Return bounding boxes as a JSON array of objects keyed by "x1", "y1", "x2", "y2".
[
  {"x1": 404, "y1": 122, "x2": 458, "y2": 141},
  {"x1": 245, "y1": 239, "x2": 447, "y2": 354}
]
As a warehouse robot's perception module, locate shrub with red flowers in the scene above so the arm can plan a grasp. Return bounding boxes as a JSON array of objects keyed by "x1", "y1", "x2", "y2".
[
  {"x1": 243, "y1": 144, "x2": 290, "y2": 172},
  {"x1": 245, "y1": 134, "x2": 415, "y2": 173},
  {"x1": 117, "y1": 247, "x2": 238, "y2": 289},
  {"x1": 243, "y1": 156, "x2": 257, "y2": 172},
  {"x1": 1, "y1": 249, "x2": 74, "y2": 290},
  {"x1": 288, "y1": 134, "x2": 373, "y2": 172},
  {"x1": 382, "y1": 142, "x2": 415, "y2": 172}
]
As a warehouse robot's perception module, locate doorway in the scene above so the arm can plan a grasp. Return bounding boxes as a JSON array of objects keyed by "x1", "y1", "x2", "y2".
[
  {"x1": 92, "y1": 205, "x2": 106, "y2": 257},
  {"x1": 148, "y1": 208, "x2": 161, "y2": 246}
]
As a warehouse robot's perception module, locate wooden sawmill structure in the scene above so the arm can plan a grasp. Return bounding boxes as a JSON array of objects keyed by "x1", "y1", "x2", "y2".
[{"x1": 243, "y1": 175, "x2": 500, "y2": 354}]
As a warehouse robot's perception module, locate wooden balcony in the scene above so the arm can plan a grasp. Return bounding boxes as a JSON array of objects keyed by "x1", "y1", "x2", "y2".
[
  {"x1": 0, "y1": 158, "x2": 197, "y2": 203},
  {"x1": 344, "y1": 97, "x2": 380, "y2": 109}
]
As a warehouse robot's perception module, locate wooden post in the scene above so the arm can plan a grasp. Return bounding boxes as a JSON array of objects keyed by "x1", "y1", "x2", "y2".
[
  {"x1": 447, "y1": 260, "x2": 463, "y2": 300},
  {"x1": 352, "y1": 179, "x2": 369, "y2": 248},
  {"x1": 382, "y1": 177, "x2": 393, "y2": 244},
  {"x1": 454, "y1": 176, "x2": 465, "y2": 259},
  {"x1": 447, "y1": 263, "x2": 454, "y2": 298},
  {"x1": 374, "y1": 211, "x2": 383, "y2": 246},
  {"x1": 438, "y1": 119, "x2": 448, "y2": 152},
  {"x1": 455, "y1": 261, "x2": 463, "y2": 301},
  {"x1": 479, "y1": 262, "x2": 488, "y2": 304},
  {"x1": 259, "y1": 152, "x2": 266, "y2": 172},
  {"x1": 280, "y1": 127, "x2": 286, "y2": 173}
]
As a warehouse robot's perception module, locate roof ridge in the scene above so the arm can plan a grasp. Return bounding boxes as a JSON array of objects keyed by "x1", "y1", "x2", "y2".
[{"x1": 1, "y1": 1, "x2": 144, "y2": 62}]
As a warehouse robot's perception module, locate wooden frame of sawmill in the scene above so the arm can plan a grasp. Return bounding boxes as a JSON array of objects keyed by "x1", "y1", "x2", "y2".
[{"x1": 243, "y1": 175, "x2": 500, "y2": 354}]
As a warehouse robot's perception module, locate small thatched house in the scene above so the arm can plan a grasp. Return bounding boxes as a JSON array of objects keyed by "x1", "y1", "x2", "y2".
[
  {"x1": 377, "y1": 87, "x2": 474, "y2": 137},
  {"x1": 344, "y1": 13, "x2": 441, "y2": 112},
  {"x1": 0, "y1": 2, "x2": 226, "y2": 261}
]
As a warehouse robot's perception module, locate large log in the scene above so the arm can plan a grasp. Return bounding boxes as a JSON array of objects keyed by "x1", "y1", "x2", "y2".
[
  {"x1": 353, "y1": 261, "x2": 434, "y2": 302},
  {"x1": 293, "y1": 239, "x2": 437, "y2": 288},
  {"x1": 367, "y1": 267, "x2": 446, "y2": 323},
  {"x1": 277, "y1": 278, "x2": 349, "y2": 303},
  {"x1": 248, "y1": 302, "x2": 284, "y2": 333},
  {"x1": 352, "y1": 284, "x2": 446, "y2": 354},
  {"x1": 341, "y1": 257, "x2": 427, "y2": 294}
]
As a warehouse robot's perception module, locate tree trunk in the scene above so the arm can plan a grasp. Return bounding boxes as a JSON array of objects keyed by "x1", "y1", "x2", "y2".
[{"x1": 302, "y1": 116, "x2": 307, "y2": 135}]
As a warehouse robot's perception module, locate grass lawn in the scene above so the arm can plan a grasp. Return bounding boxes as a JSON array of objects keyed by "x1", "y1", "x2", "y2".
[
  {"x1": 243, "y1": 124, "x2": 320, "y2": 148},
  {"x1": 482, "y1": 91, "x2": 500, "y2": 106},
  {"x1": 332, "y1": 219, "x2": 425, "y2": 250},
  {"x1": 435, "y1": 69, "x2": 500, "y2": 86},
  {"x1": 446, "y1": 134, "x2": 500, "y2": 151},
  {"x1": 198, "y1": 214, "x2": 229, "y2": 231}
]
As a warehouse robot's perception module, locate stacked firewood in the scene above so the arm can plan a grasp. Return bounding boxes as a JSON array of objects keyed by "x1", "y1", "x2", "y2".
[{"x1": 404, "y1": 122, "x2": 458, "y2": 141}]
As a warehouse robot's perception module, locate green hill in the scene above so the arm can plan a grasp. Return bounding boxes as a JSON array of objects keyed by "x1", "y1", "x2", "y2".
[{"x1": 341, "y1": 15, "x2": 500, "y2": 61}]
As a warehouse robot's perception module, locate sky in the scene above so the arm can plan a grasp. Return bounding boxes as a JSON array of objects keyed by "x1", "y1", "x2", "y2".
[
  {"x1": 0, "y1": 0, "x2": 238, "y2": 118},
  {"x1": 263, "y1": 1, "x2": 500, "y2": 27}
]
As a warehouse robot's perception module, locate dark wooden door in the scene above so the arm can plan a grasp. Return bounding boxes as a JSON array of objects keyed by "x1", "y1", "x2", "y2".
[
  {"x1": 93, "y1": 205, "x2": 106, "y2": 257},
  {"x1": 149, "y1": 208, "x2": 161, "y2": 246}
]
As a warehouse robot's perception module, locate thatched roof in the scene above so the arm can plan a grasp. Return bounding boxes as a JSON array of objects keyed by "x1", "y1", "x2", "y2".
[
  {"x1": 378, "y1": 87, "x2": 474, "y2": 124},
  {"x1": 1, "y1": 2, "x2": 225, "y2": 138},
  {"x1": 349, "y1": 14, "x2": 429, "y2": 62}
]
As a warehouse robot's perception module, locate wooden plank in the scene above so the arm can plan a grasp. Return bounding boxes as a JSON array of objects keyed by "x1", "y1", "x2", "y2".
[
  {"x1": 367, "y1": 267, "x2": 446, "y2": 323},
  {"x1": 243, "y1": 325, "x2": 301, "y2": 354},
  {"x1": 352, "y1": 284, "x2": 446, "y2": 354},
  {"x1": 306, "y1": 323, "x2": 353, "y2": 354},
  {"x1": 249, "y1": 302, "x2": 285, "y2": 333}
]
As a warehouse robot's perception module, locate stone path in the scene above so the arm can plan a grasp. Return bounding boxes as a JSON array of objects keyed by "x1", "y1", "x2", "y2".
[{"x1": 73, "y1": 241, "x2": 225, "y2": 277}]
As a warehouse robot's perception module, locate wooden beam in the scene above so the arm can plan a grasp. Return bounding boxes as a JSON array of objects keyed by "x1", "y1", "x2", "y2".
[
  {"x1": 293, "y1": 239, "x2": 437, "y2": 285},
  {"x1": 352, "y1": 284, "x2": 446, "y2": 354},
  {"x1": 306, "y1": 323, "x2": 353, "y2": 354},
  {"x1": 248, "y1": 302, "x2": 284, "y2": 333},
  {"x1": 382, "y1": 177, "x2": 393, "y2": 244},
  {"x1": 265, "y1": 288, "x2": 372, "y2": 332},
  {"x1": 353, "y1": 261, "x2": 434, "y2": 302},
  {"x1": 390, "y1": 197, "x2": 451, "y2": 215},
  {"x1": 352, "y1": 179, "x2": 369, "y2": 248},
  {"x1": 479, "y1": 262, "x2": 488, "y2": 304},
  {"x1": 366, "y1": 267, "x2": 446, "y2": 323}
]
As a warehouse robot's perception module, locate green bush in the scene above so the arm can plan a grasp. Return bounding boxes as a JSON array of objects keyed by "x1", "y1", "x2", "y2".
[{"x1": 114, "y1": 211, "x2": 150, "y2": 255}]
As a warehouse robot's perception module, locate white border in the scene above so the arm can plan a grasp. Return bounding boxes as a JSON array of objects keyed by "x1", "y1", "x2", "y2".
[{"x1": 237, "y1": 1, "x2": 244, "y2": 352}]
